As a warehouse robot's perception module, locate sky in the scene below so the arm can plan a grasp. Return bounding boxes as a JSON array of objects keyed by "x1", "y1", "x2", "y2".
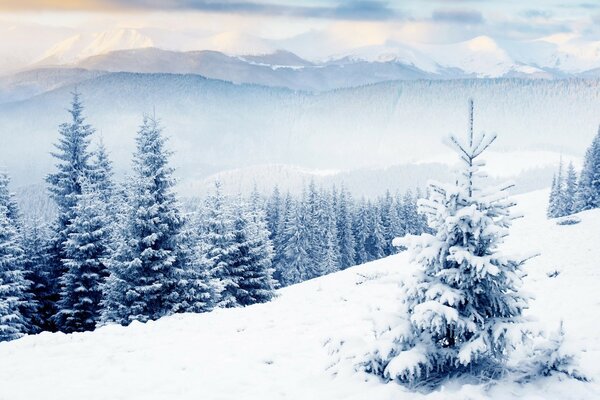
[{"x1": 1, "y1": 0, "x2": 600, "y2": 71}]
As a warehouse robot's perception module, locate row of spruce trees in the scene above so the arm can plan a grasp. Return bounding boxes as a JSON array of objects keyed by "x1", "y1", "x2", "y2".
[
  {"x1": 547, "y1": 128, "x2": 600, "y2": 218},
  {"x1": 260, "y1": 182, "x2": 427, "y2": 286},
  {"x1": 0, "y1": 93, "x2": 427, "y2": 341}
]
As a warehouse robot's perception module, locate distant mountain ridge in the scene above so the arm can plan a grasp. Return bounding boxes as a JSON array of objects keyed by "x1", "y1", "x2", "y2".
[
  {"x1": 7, "y1": 26, "x2": 600, "y2": 83},
  {"x1": 18, "y1": 27, "x2": 600, "y2": 86},
  {"x1": 71, "y1": 47, "x2": 451, "y2": 91},
  {"x1": 0, "y1": 72, "x2": 596, "y2": 189},
  {"x1": 23, "y1": 45, "x2": 600, "y2": 93}
]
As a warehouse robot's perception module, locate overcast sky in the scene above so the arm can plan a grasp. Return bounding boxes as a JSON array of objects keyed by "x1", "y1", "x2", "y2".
[{"x1": 1, "y1": 0, "x2": 600, "y2": 69}]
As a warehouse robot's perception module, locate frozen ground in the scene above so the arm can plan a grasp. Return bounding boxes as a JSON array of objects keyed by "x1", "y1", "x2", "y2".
[{"x1": 0, "y1": 190, "x2": 598, "y2": 400}]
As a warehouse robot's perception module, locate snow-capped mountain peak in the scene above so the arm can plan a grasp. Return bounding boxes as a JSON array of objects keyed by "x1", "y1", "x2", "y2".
[
  {"x1": 36, "y1": 28, "x2": 153, "y2": 66},
  {"x1": 418, "y1": 35, "x2": 515, "y2": 77}
]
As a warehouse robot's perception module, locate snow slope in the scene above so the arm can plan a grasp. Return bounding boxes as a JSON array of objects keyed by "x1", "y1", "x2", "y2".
[{"x1": 0, "y1": 190, "x2": 598, "y2": 400}]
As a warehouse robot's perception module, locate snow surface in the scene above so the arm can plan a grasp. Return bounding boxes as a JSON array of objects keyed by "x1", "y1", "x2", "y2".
[{"x1": 0, "y1": 190, "x2": 598, "y2": 399}]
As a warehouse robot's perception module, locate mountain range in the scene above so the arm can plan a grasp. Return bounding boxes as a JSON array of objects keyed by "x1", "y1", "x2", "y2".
[
  {"x1": 1, "y1": 28, "x2": 597, "y2": 199},
  {"x1": 6, "y1": 27, "x2": 600, "y2": 88},
  {"x1": 0, "y1": 72, "x2": 594, "y2": 192}
]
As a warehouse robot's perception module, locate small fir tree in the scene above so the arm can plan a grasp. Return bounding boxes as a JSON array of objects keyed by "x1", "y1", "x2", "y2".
[
  {"x1": 564, "y1": 162, "x2": 578, "y2": 216},
  {"x1": 575, "y1": 127, "x2": 600, "y2": 211},
  {"x1": 362, "y1": 100, "x2": 528, "y2": 387}
]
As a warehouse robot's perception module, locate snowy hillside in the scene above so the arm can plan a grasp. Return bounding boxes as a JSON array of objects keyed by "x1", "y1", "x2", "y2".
[{"x1": 0, "y1": 189, "x2": 598, "y2": 400}]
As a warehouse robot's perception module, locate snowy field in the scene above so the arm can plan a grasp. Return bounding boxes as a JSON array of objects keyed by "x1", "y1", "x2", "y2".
[{"x1": 0, "y1": 189, "x2": 598, "y2": 400}]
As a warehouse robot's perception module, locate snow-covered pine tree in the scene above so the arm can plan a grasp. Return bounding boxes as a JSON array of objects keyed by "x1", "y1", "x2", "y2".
[
  {"x1": 228, "y1": 195, "x2": 276, "y2": 306},
  {"x1": 563, "y1": 162, "x2": 578, "y2": 216},
  {"x1": 352, "y1": 199, "x2": 370, "y2": 265},
  {"x1": 172, "y1": 217, "x2": 219, "y2": 314},
  {"x1": 365, "y1": 201, "x2": 385, "y2": 262},
  {"x1": 414, "y1": 187, "x2": 430, "y2": 234},
  {"x1": 380, "y1": 191, "x2": 397, "y2": 256},
  {"x1": 362, "y1": 100, "x2": 528, "y2": 386},
  {"x1": 548, "y1": 159, "x2": 567, "y2": 218},
  {"x1": 102, "y1": 116, "x2": 188, "y2": 325},
  {"x1": 547, "y1": 173, "x2": 559, "y2": 218},
  {"x1": 0, "y1": 173, "x2": 21, "y2": 225},
  {"x1": 245, "y1": 188, "x2": 277, "y2": 297},
  {"x1": 278, "y1": 196, "x2": 313, "y2": 286},
  {"x1": 390, "y1": 191, "x2": 408, "y2": 251},
  {"x1": 316, "y1": 189, "x2": 341, "y2": 276},
  {"x1": 202, "y1": 181, "x2": 238, "y2": 308},
  {"x1": 336, "y1": 186, "x2": 356, "y2": 269},
  {"x1": 575, "y1": 127, "x2": 600, "y2": 212},
  {"x1": 402, "y1": 190, "x2": 422, "y2": 235},
  {"x1": 89, "y1": 139, "x2": 115, "y2": 203},
  {"x1": 304, "y1": 180, "x2": 325, "y2": 276},
  {"x1": 46, "y1": 91, "x2": 94, "y2": 331},
  {"x1": 266, "y1": 185, "x2": 283, "y2": 244},
  {"x1": 272, "y1": 192, "x2": 295, "y2": 284},
  {"x1": 21, "y1": 218, "x2": 53, "y2": 333},
  {"x1": 0, "y1": 172, "x2": 29, "y2": 341},
  {"x1": 54, "y1": 178, "x2": 109, "y2": 332}
]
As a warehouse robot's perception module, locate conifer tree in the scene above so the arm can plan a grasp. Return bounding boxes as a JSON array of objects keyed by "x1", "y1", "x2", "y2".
[
  {"x1": 272, "y1": 192, "x2": 295, "y2": 284},
  {"x1": 228, "y1": 196, "x2": 276, "y2": 306},
  {"x1": 304, "y1": 180, "x2": 324, "y2": 272},
  {"x1": 202, "y1": 181, "x2": 238, "y2": 308},
  {"x1": 352, "y1": 199, "x2": 370, "y2": 265},
  {"x1": 401, "y1": 190, "x2": 420, "y2": 235},
  {"x1": 0, "y1": 172, "x2": 29, "y2": 341},
  {"x1": 547, "y1": 173, "x2": 559, "y2": 218},
  {"x1": 365, "y1": 202, "x2": 385, "y2": 261},
  {"x1": 278, "y1": 198, "x2": 313, "y2": 286},
  {"x1": 46, "y1": 91, "x2": 94, "y2": 330},
  {"x1": 90, "y1": 139, "x2": 115, "y2": 203},
  {"x1": 564, "y1": 162, "x2": 578, "y2": 215},
  {"x1": 173, "y1": 219, "x2": 219, "y2": 314},
  {"x1": 245, "y1": 188, "x2": 277, "y2": 297},
  {"x1": 336, "y1": 186, "x2": 356, "y2": 269},
  {"x1": 575, "y1": 128, "x2": 600, "y2": 211},
  {"x1": 379, "y1": 191, "x2": 397, "y2": 256},
  {"x1": 266, "y1": 186, "x2": 283, "y2": 244},
  {"x1": 414, "y1": 187, "x2": 430, "y2": 234},
  {"x1": 54, "y1": 179, "x2": 109, "y2": 332},
  {"x1": 553, "y1": 159, "x2": 566, "y2": 217},
  {"x1": 21, "y1": 218, "x2": 53, "y2": 333},
  {"x1": 317, "y1": 190, "x2": 341, "y2": 275},
  {"x1": 102, "y1": 116, "x2": 190, "y2": 324},
  {"x1": 363, "y1": 100, "x2": 528, "y2": 386}
]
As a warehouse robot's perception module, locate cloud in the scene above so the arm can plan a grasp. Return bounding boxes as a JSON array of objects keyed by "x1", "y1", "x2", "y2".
[
  {"x1": 520, "y1": 9, "x2": 553, "y2": 19},
  {"x1": 0, "y1": 0, "x2": 403, "y2": 21},
  {"x1": 432, "y1": 9, "x2": 483, "y2": 24},
  {"x1": 575, "y1": 3, "x2": 600, "y2": 9}
]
